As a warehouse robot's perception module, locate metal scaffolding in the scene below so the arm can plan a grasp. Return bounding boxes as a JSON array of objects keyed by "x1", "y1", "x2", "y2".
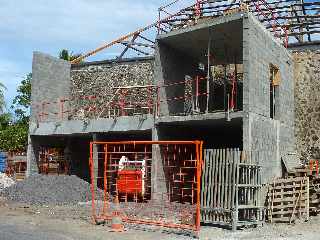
[{"x1": 71, "y1": 0, "x2": 320, "y2": 64}]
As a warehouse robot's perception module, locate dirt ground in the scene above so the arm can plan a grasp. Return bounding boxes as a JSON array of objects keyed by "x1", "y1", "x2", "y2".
[{"x1": 0, "y1": 197, "x2": 319, "y2": 240}]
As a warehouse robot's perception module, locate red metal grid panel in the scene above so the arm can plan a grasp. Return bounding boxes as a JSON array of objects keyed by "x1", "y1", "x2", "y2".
[{"x1": 89, "y1": 140, "x2": 203, "y2": 234}]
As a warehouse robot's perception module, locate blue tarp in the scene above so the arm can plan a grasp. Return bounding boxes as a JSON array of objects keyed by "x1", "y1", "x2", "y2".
[{"x1": 0, "y1": 152, "x2": 7, "y2": 172}]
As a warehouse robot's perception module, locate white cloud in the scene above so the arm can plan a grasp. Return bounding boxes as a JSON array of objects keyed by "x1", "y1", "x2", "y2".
[
  {"x1": 0, "y1": 0, "x2": 160, "y2": 46},
  {"x1": 0, "y1": 0, "x2": 198, "y2": 104}
]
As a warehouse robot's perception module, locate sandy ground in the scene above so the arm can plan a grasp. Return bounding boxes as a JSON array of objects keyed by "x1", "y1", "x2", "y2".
[{"x1": 0, "y1": 197, "x2": 319, "y2": 240}]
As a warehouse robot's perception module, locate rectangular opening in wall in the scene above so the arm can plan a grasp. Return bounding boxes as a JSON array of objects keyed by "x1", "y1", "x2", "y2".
[
  {"x1": 156, "y1": 118, "x2": 243, "y2": 149},
  {"x1": 270, "y1": 64, "x2": 280, "y2": 119},
  {"x1": 157, "y1": 18, "x2": 243, "y2": 117}
]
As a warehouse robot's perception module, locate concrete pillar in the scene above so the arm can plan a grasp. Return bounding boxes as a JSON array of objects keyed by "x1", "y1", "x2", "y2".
[
  {"x1": 64, "y1": 137, "x2": 71, "y2": 175},
  {"x1": 151, "y1": 127, "x2": 168, "y2": 201},
  {"x1": 26, "y1": 135, "x2": 39, "y2": 177},
  {"x1": 92, "y1": 134, "x2": 99, "y2": 187}
]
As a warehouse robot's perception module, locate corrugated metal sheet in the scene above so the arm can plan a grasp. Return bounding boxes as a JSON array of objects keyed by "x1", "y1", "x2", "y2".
[{"x1": 0, "y1": 152, "x2": 7, "y2": 172}]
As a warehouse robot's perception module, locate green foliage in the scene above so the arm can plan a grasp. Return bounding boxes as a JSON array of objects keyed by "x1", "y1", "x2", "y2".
[
  {"x1": 0, "y1": 82, "x2": 7, "y2": 113},
  {"x1": 12, "y1": 73, "x2": 31, "y2": 123},
  {"x1": 0, "y1": 121, "x2": 28, "y2": 152},
  {"x1": 58, "y1": 49, "x2": 82, "y2": 62},
  {"x1": 0, "y1": 74, "x2": 31, "y2": 152},
  {"x1": 0, "y1": 113, "x2": 11, "y2": 130}
]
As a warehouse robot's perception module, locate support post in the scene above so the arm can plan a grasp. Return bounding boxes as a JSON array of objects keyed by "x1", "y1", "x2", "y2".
[
  {"x1": 151, "y1": 128, "x2": 168, "y2": 201},
  {"x1": 232, "y1": 149, "x2": 239, "y2": 231},
  {"x1": 92, "y1": 134, "x2": 99, "y2": 188},
  {"x1": 206, "y1": 29, "x2": 212, "y2": 113}
]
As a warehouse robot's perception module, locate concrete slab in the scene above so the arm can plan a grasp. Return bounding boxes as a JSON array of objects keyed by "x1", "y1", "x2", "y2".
[
  {"x1": 156, "y1": 111, "x2": 243, "y2": 125},
  {"x1": 29, "y1": 115, "x2": 154, "y2": 136}
]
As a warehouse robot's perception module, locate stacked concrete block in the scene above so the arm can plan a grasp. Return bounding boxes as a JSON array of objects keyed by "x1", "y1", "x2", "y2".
[
  {"x1": 30, "y1": 52, "x2": 71, "y2": 122},
  {"x1": 242, "y1": 14, "x2": 296, "y2": 183}
]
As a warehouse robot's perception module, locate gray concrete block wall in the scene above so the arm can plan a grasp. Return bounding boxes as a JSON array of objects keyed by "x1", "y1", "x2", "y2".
[
  {"x1": 31, "y1": 52, "x2": 71, "y2": 122},
  {"x1": 155, "y1": 41, "x2": 198, "y2": 116},
  {"x1": 28, "y1": 52, "x2": 71, "y2": 176},
  {"x1": 243, "y1": 14, "x2": 294, "y2": 124},
  {"x1": 242, "y1": 14, "x2": 296, "y2": 182}
]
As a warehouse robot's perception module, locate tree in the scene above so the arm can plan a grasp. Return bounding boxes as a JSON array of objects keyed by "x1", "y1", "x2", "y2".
[
  {"x1": 0, "y1": 82, "x2": 6, "y2": 114},
  {"x1": 59, "y1": 49, "x2": 82, "y2": 62},
  {"x1": 0, "y1": 74, "x2": 31, "y2": 152},
  {"x1": 11, "y1": 73, "x2": 31, "y2": 124}
]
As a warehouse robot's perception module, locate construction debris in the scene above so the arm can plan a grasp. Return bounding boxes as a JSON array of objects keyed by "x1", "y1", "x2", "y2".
[
  {"x1": 1, "y1": 175, "x2": 102, "y2": 205},
  {"x1": 0, "y1": 173, "x2": 15, "y2": 191}
]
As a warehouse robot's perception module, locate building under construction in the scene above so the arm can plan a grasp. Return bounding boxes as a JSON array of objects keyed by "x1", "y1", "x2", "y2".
[{"x1": 27, "y1": 0, "x2": 320, "y2": 233}]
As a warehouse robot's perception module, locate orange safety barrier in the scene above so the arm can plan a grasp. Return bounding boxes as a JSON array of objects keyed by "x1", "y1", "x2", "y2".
[{"x1": 89, "y1": 140, "x2": 203, "y2": 235}]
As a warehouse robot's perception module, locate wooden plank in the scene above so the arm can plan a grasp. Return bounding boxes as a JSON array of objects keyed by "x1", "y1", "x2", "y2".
[
  {"x1": 213, "y1": 148, "x2": 219, "y2": 222},
  {"x1": 224, "y1": 149, "x2": 229, "y2": 212},
  {"x1": 232, "y1": 149, "x2": 239, "y2": 231},
  {"x1": 228, "y1": 149, "x2": 233, "y2": 222},
  {"x1": 271, "y1": 177, "x2": 307, "y2": 184},
  {"x1": 220, "y1": 149, "x2": 225, "y2": 222},
  {"x1": 201, "y1": 150, "x2": 207, "y2": 209},
  {"x1": 270, "y1": 184, "x2": 308, "y2": 190},
  {"x1": 271, "y1": 196, "x2": 308, "y2": 203},
  {"x1": 217, "y1": 149, "x2": 222, "y2": 209},
  {"x1": 207, "y1": 149, "x2": 213, "y2": 222},
  {"x1": 271, "y1": 203, "x2": 308, "y2": 209},
  {"x1": 271, "y1": 208, "x2": 308, "y2": 216},
  {"x1": 204, "y1": 149, "x2": 211, "y2": 220},
  {"x1": 267, "y1": 189, "x2": 308, "y2": 197}
]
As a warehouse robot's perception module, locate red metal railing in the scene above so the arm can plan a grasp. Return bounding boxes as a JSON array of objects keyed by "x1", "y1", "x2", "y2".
[
  {"x1": 35, "y1": 73, "x2": 242, "y2": 122},
  {"x1": 89, "y1": 140, "x2": 203, "y2": 235},
  {"x1": 253, "y1": 0, "x2": 288, "y2": 48}
]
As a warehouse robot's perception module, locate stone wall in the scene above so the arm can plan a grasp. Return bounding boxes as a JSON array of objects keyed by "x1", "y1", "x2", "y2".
[
  {"x1": 293, "y1": 50, "x2": 320, "y2": 163},
  {"x1": 70, "y1": 58, "x2": 154, "y2": 119}
]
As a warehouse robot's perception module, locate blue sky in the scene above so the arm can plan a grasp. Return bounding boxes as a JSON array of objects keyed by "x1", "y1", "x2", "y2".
[
  {"x1": 0, "y1": 0, "x2": 194, "y2": 108},
  {"x1": 3, "y1": 0, "x2": 316, "y2": 108}
]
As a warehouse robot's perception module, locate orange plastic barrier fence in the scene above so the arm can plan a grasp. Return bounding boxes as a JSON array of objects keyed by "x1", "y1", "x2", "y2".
[{"x1": 89, "y1": 140, "x2": 203, "y2": 235}]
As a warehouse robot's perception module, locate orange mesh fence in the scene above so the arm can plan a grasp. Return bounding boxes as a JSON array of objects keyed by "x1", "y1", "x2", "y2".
[{"x1": 89, "y1": 140, "x2": 203, "y2": 235}]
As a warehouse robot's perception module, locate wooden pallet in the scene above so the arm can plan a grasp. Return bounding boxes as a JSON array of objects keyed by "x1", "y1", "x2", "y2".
[{"x1": 267, "y1": 177, "x2": 309, "y2": 223}]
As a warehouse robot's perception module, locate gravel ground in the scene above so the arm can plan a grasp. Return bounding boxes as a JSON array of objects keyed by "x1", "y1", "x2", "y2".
[
  {"x1": 0, "y1": 175, "x2": 101, "y2": 205},
  {"x1": 0, "y1": 173, "x2": 15, "y2": 191},
  {"x1": 1, "y1": 197, "x2": 320, "y2": 240}
]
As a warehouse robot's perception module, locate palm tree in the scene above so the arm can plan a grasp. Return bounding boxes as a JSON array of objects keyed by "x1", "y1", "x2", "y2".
[{"x1": 0, "y1": 82, "x2": 6, "y2": 113}]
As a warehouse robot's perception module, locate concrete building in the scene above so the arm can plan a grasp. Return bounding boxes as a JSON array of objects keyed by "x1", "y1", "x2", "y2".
[{"x1": 27, "y1": 12, "x2": 296, "y2": 190}]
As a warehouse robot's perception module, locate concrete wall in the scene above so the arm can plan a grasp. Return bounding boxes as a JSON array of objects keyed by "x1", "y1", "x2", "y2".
[
  {"x1": 242, "y1": 14, "x2": 296, "y2": 182},
  {"x1": 155, "y1": 42, "x2": 199, "y2": 116},
  {"x1": 292, "y1": 50, "x2": 320, "y2": 163},
  {"x1": 30, "y1": 52, "x2": 71, "y2": 122},
  {"x1": 28, "y1": 52, "x2": 71, "y2": 175}
]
